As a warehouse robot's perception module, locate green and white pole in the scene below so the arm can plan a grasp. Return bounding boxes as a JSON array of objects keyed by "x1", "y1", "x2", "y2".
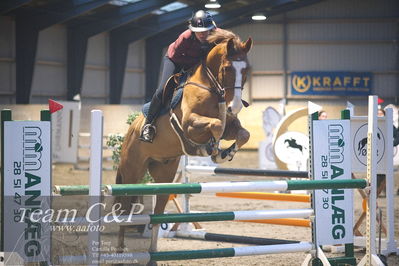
[
  {"x1": 58, "y1": 242, "x2": 313, "y2": 264},
  {"x1": 102, "y1": 179, "x2": 366, "y2": 196},
  {"x1": 53, "y1": 179, "x2": 367, "y2": 196}
]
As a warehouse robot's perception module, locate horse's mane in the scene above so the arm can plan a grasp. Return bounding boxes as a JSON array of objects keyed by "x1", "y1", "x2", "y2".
[{"x1": 207, "y1": 28, "x2": 241, "y2": 47}]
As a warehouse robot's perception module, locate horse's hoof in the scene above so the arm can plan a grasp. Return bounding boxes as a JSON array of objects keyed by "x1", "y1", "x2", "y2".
[{"x1": 140, "y1": 124, "x2": 156, "y2": 143}]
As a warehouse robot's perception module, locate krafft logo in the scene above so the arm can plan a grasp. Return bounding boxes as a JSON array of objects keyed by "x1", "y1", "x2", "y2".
[
  {"x1": 353, "y1": 124, "x2": 385, "y2": 166},
  {"x1": 292, "y1": 74, "x2": 311, "y2": 93},
  {"x1": 291, "y1": 71, "x2": 372, "y2": 96}
]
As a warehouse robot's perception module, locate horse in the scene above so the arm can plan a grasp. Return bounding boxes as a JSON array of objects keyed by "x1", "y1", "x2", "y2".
[
  {"x1": 284, "y1": 138, "x2": 303, "y2": 153},
  {"x1": 115, "y1": 29, "x2": 252, "y2": 255}
]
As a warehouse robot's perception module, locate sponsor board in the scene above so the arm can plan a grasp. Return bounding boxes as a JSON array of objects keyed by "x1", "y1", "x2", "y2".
[
  {"x1": 3, "y1": 121, "x2": 51, "y2": 263},
  {"x1": 313, "y1": 120, "x2": 353, "y2": 245}
]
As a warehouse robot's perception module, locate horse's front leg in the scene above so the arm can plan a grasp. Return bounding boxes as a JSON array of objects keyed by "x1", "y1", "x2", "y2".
[
  {"x1": 184, "y1": 112, "x2": 225, "y2": 154},
  {"x1": 212, "y1": 116, "x2": 250, "y2": 163}
]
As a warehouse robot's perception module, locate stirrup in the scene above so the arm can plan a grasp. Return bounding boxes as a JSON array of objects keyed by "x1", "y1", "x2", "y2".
[{"x1": 139, "y1": 124, "x2": 156, "y2": 143}]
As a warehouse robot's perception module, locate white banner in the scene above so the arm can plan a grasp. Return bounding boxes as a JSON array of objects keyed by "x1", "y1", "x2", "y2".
[
  {"x1": 313, "y1": 119, "x2": 353, "y2": 245},
  {"x1": 3, "y1": 121, "x2": 51, "y2": 263}
]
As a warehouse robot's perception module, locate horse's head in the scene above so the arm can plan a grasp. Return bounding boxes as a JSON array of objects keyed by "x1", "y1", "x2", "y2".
[
  {"x1": 222, "y1": 37, "x2": 252, "y2": 114},
  {"x1": 206, "y1": 30, "x2": 252, "y2": 115}
]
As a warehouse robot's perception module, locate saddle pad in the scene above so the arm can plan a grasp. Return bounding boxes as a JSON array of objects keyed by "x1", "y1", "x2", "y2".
[{"x1": 142, "y1": 88, "x2": 183, "y2": 118}]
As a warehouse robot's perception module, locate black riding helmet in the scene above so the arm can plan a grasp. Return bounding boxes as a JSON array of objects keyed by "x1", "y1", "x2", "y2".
[{"x1": 189, "y1": 10, "x2": 216, "y2": 32}]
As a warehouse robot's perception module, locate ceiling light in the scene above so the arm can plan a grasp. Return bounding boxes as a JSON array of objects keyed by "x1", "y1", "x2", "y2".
[
  {"x1": 205, "y1": 0, "x2": 221, "y2": 9},
  {"x1": 252, "y1": 13, "x2": 267, "y2": 21}
]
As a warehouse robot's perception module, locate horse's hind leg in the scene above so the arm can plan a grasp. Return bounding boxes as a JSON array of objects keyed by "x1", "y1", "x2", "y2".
[{"x1": 147, "y1": 157, "x2": 181, "y2": 255}]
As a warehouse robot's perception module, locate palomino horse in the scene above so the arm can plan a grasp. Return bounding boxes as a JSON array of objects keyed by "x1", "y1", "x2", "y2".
[{"x1": 116, "y1": 29, "x2": 252, "y2": 255}]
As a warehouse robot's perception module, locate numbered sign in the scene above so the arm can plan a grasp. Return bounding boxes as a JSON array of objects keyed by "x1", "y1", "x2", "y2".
[
  {"x1": 312, "y1": 119, "x2": 353, "y2": 245},
  {"x1": 3, "y1": 121, "x2": 51, "y2": 263}
]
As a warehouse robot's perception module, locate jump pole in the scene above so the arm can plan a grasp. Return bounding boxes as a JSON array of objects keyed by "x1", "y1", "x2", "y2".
[
  {"x1": 88, "y1": 110, "x2": 103, "y2": 266},
  {"x1": 175, "y1": 231, "x2": 301, "y2": 245},
  {"x1": 216, "y1": 192, "x2": 310, "y2": 202},
  {"x1": 186, "y1": 165, "x2": 308, "y2": 178},
  {"x1": 215, "y1": 192, "x2": 311, "y2": 227},
  {"x1": 358, "y1": 96, "x2": 384, "y2": 265},
  {"x1": 58, "y1": 242, "x2": 314, "y2": 264},
  {"x1": 102, "y1": 179, "x2": 367, "y2": 196}
]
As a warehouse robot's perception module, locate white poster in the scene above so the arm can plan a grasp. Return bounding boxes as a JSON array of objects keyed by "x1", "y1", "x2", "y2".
[
  {"x1": 313, "y1": 119, "x2": 353, "y2": 245},
  {"x1": 351, "y1": 119, "x2": 387, "y2": 173},
  {"x1": 3, "y1": 121, "x2": 51, "y2": 263}
]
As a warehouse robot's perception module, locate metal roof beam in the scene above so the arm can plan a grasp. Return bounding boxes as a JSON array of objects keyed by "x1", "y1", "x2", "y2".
[
  {"x1": 15, "y1": 0, "x2": 110, "y2": 31},
  {"x1": 15, "y1": 17, "x2": 38, "y2": 103},
  {"x1": 66, "y1": 29, "x2": 88, "y2": 101},
  {"x1": 72, "y1": 0, "x2": 174, "y2": 37},
  {"x1": 220, "y1": 0, "x2": 324, "y2": 27},
  {"x1": 108, "y1": 6, "x2": 199, "y2": 103},
  {"x1": 13, "y1": 0, "x2": 109, "y2": 103},
  {"x1": 109, "y1": 36, "x2": 129, "y2": 104},
  {"x1": 113, "y1": 6, "x2": 196, "y2": 43},
  {"x1": 0, "y1": 0, "x2": 33, "y2": 15},
  {"x1": 214, "y1": 0, "x2": 295, "y2": 26},
  {"x1": 67, "y1": 0, "x2": 173, "y2": 102}
]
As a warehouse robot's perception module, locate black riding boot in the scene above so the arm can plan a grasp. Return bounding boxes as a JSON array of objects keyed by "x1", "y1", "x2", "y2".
[{"x1": 140, "y1": 95, "x2": 162, "y2": 143}]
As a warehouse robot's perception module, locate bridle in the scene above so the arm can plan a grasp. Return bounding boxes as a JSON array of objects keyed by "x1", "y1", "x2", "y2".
[{"x1": 184, "y1": 58, "x2": 247, "y2": 104}]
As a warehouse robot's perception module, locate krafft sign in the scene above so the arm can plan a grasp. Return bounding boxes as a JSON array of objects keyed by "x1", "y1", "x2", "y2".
[
  {"x1": 291, "y1": 71, "x2": 372, "y2": 95},
  {"x1": 313, "y1": 119, "x2": 353, "y2": 245},
  {"x1": 3, "y1": 121, "x2": 51, "y2": 263}
]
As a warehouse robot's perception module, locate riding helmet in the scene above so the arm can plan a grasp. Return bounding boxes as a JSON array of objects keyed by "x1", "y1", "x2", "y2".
[{"x1": 189, "y1": 10, "x2": 216, "y2": 32}]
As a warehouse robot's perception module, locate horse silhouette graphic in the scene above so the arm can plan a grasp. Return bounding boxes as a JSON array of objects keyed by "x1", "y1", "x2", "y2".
[
  {"x1": 357, "y1": 133, "x2": 381, "y2": 156},
  {"x1": 285, "y1": 138, "x2": 303, "y2": 153}
]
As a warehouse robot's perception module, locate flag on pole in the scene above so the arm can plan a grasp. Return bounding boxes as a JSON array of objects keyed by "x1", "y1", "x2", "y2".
[{"x1": 48, "y1": 99, "x2": 64, "y2": 114}]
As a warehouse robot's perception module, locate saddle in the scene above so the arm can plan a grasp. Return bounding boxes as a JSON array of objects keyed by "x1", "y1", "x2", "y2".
[{"x1": 142, "y1": 72, "x2": 188, "y2": 118}]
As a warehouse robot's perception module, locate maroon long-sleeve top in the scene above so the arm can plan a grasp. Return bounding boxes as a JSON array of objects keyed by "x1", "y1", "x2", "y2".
[{"x1": 167, "y1": 29, "x2": 206, "y2": 69}]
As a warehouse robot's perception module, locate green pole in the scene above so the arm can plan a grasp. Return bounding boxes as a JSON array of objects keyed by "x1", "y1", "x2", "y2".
[
  {"x1": 41, "y1": 110, "x2": 51, "y2": 121},
  {"x1": 151, "y1": 248, "x2": 235, "y2": 261},
  {"x1": 150, "y1": 212, "x2": 235, "y2": 224},
  {"x1": 287, "y1": 179, "x2": 367, "y2": 190},
  {"x1": 108, "y1": 183, "x2": 203, "y2": 196}
]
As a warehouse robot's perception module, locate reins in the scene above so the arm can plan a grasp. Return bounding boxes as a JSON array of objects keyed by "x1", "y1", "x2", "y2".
[{"x1": 184, "y1": 61, "x2": 226, "y2": 103}]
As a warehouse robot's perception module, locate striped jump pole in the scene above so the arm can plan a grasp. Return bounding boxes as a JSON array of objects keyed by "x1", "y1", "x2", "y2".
[
  {"x1": 54, "y1": 209, "x2": 313, "y2": 226},
  {"x1": 53, "y1": 185, "x2": 104, "y2": 196},
  {"x1": 216, "y1": 192, "x2": 311, "y2": 202},
  {"x1": 175, "y1": 231, "x2": 300, "y2": 246},
  {"x1": 186, "y1": 165, "x2": 308, "y2": 178},
  {"x1": 215, "y1": 192, "x2": 311, "y2": 227},
  {"x1": 58, "y1": 242, "x2": 313, "y2": 264},
  {"x1": 103, "y1": 179, "x2": 367, "y2": 196},
  {"x1": 237, "y1": 218, "x2": 311, "y2": 227}
]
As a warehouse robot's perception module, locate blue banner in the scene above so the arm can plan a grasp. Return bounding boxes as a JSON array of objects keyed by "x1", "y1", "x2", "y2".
[{"x1": 291, "y1": 71, "x2": 372, "y2": 95}]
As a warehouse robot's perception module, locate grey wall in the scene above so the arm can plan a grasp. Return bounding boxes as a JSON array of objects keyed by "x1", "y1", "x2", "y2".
[
  {"x1": 231, "y1": 0, "x2": 398, "y2": 106},
  {"x1": 0, "y1": 0, "x2": 397, "y2": 105},
  {"x1": 0, "y1": 16, "x2": 145, "y2": 104}
]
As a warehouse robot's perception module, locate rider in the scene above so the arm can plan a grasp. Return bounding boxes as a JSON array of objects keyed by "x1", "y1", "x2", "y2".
[{"x1": 140, "y1": 10, "x2": 218, "y2": 143}]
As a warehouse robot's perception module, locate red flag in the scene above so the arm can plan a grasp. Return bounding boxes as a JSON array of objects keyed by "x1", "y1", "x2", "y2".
[
  {"x1": 377, "y1": 97, "x2": 384, "y2": 105},
  {"x1": 48, "y1": 99, "x2": 63, "y2": 114}
]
